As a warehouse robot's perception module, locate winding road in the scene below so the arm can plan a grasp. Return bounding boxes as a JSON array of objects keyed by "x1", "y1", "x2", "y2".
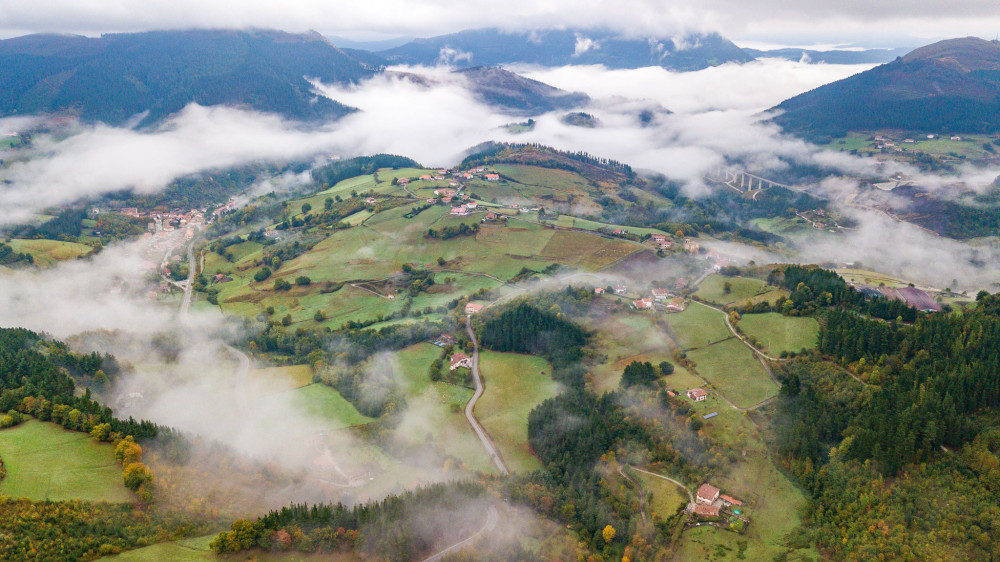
[
  {"x1": 421, "y1": 506, "x2": 499, "y2": 562},
  {"x1": 464, "y1": 318, "x2": 509, "y2": 476}
]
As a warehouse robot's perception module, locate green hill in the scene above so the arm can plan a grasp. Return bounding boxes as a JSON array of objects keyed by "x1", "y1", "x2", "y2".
[
  {"x1": 0, "y1": 29, "x2": 378, "y2": 125},
  {"x1": 772, "y1": 37, "x2": 1000, "y2": 139}
]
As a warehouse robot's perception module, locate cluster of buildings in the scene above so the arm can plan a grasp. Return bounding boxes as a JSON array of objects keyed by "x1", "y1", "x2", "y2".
[
  {"x1": 693, "y1": 483, "x2": 745, "y2": 519},
  {"x1": 450, "y1": 201, "x2": 479, "y2": 216}
]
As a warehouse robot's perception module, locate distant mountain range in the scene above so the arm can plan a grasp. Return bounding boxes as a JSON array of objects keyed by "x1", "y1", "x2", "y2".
[
  {"x1": 744, "y1": 47, "x2": 910, "y2": 65},
  {"x1": 0, "y1": 29, "x2": 379, "y2": 126},
  {"x1": 772, "y1": 37, "x2": 1000, "y2": 139},
  {"x1": 378, "y1": 28, "x2": 753, "y2": 71}
]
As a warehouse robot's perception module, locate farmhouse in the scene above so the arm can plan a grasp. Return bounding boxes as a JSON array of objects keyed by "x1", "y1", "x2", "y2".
[
  {"x1": 684, "y1": 239, "x2": 700, "y2": 253},
  {"x1": 434, "y1": 334, "x2": 456, "y2": 346},
  {"x1": 665, "y1": 297, "x2": 686, "y2": 312},
  {"x1": 659, "y1": 240, "x2": 673, "y2": 249},
  {"x1": 450, "y1": 353, "x2": 472, "y2": 370},
  {"x1": 465, "y1": 302, "x2": 484, "y2": 314},
  {"x1": 485, "y1": 173, "x2": 500, "y2": 181},
  {"x1": 651, "y1": 288, "x2": 671, "y2": 300},
  {"x1": 693, "y1": 504, "x2": 721, "y2": 518},
  {"x1": 720, "y1": 494, "x2": 743, "y2": 507},
  {"x1": 419, "y1": 174, "x2": 432, "y2": 180},
  {"x1": 651, "y1": 234, "x2": 667, "y2": 243},
  {"x1": 465, "y1": 201, "x2": 478, "y2": 209},
  {"x1": 450, "y1": 206, "x2": 470, "y2": 216},
  {"x1": 612, "y1": 228, "x2": 626, "y2": 235},
  {"x1": 632, "y1": 298, "x2": 654, "y2": 310},
  {"x1": 365, "y1": 197, "x2": 377, "y2": 204},
  {"x1": 614, "y1": 284, "x2": 627, "y2": 295},
  {"x1": 687, "y1": 388, "x2": 707, "y2": 402},
  {"x1": 594, "y1": 287, "x2": 605, "y2": 294},
  {"x1": 696, "y1": 483, "x2": 720, "y2": 504}
]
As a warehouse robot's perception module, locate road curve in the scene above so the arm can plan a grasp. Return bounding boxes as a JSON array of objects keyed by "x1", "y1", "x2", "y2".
[
  {"x1": 629, "y1": 466, "x2": 695, "y2": 511},
  {"x1": 464, "y1": 318, "x2": 509, "y2": 476},
  {"x1": 421, "y1": 505, "x2": 498, "y2": 562}
]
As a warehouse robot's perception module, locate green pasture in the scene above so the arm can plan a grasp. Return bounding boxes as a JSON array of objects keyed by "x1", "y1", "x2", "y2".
[
  {"x1": 0, "y1": 420, "x2": 133, "y2": 502},
  {"x1": 476, "y1": 351, "x2": 559, "y2": 472},
  {"x1": 738, "y1": 313, "x2": 819, "y2": 356}
]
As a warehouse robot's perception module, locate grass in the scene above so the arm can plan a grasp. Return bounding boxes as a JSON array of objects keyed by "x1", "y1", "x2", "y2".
[
  {"x1": 693, "y1": 275, "x2": 781, "y2": 307},
  {"x1": 537, "y1": 229, "x2": 641, "y2": 270},
  {"x1": 391, "y1": 343, "x2": 492, "y2": 474},
  {"x1": 637, "y1": 471, "x2": 688, "y2": 519},
  {"x1": 664, "y1": 304, "x2": 732, "y2": 350},
  {"x1": 687, "y1": 339, "x2": 778, "y2": 409},
  {"x1": 0, "y1": 420, "x2": 133, "y2": 502},
  {"x1": 7, "y1": 238, "x2": 92, "y2": 267},
  {"x1": 585, "y1": 310, "x2": 679, "y2": 393},
  {"x1": 476, "y1": 351, "x2": 559, "y2": 472},
  {"x1": 250, "y1": 364, "x2": 314, "y2": 391},
  {"x1": 103, "y1": 536, "x2": 217, "y2": 561},
  {"x1": 738, "y1": 313, "x2": 819, "y2": 356},
  {"x1": 289, "y1": 384, "x2": 376, "y2": 429}
]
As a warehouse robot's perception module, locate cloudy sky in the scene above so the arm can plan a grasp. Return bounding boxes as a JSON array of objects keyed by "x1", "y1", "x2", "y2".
[{"x1": 1, "y1": 0, "x2": 998, "y2": 47}]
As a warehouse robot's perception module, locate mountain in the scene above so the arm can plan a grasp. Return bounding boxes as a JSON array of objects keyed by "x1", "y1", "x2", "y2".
[
  {"x1": 0, "y1": 29, "x2": 381, "y2": 126},
  {"x1": 744, "y1": 47, "x2": 910, "y2": 65},
  {"x1": 378, "y1": 28, "x2": 753, "y2": 71},
  {"x1": 455, "y1": 66, "x2": 588, "y2": 115},
  {"x1": 772, "y1": 37, "x2": 1000, "y2": 139}
]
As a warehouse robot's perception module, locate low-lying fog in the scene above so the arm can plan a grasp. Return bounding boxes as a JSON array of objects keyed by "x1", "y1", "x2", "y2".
[{"x1": 0, "y1": 56, "x2": 998, "y2": 511}]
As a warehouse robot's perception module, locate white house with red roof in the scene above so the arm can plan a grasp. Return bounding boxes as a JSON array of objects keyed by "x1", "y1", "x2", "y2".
[
  {"x1": 450, "y1": 206, "x2": 470, "y2": 216},
  {"x1": 633, "y1": 298, "x2": 654, "y2": 310},
  {"x1": 465, "y1": 302, "x2": 484, "y2": 314},
  {"x1": 687, "y1": 389, "x2": 707, "y2": 402},
  {"x1": 696, "y1": 483, "x2": 720, "y2": 504},
  {"x1": 450, "y1": 353, "x2": 472, "y2": 370}
]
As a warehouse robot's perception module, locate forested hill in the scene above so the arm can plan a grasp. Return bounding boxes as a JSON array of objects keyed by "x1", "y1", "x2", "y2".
[
  {"x1": 772, "y1": 37, "x2": 1000, "y2": 139},
  {"x1": 0, "y1": 29, "x2": 378, "y2": 125},
  {"x1": 378, "y1": 28, "x2": 753, "y2": 70}
]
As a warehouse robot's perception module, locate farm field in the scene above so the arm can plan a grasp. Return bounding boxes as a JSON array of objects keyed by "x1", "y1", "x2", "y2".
[
  {"x1": 585, "y1": 308, "x2": 678, "y2": 393},
  {"x1": 693, "y1": 275, "x2": 783, "y2": 307},
  {"x1": 7, "y1": 238, "x2": 92, "y2": 266},
  {"x1": 687, "y1": 338, "x2": 778, "y2": 408},
  {"x1": 636, "y1": 471, "x2": 688, "y2": 519},
  {"x1": 664, "y1": 303, "x2": 732, "y2": 349},
  {"x1": 476, "y1": 351, "x2": 559, "y2": 472},
  {"x1": 250, "y1": 364, "x2": 314, "y2": 391},
  {"x1": 290, "y1": 384, "x2": 376, "y2": 429},
  {"x1": 739, "y1": 313, "x2": 819, "y2": 356},
  {"x1": 0, "y1": 420, "x2": 133, "y2": 503},
  {"x1": 103, "y1": 536, "x2": 217, "y2": 561},
  {"x1": 752, "y1": 216, "x2": 816, "y2": 236},
  {"x1": 391, "y1": 343, "x2": 492, "y2": 474}
]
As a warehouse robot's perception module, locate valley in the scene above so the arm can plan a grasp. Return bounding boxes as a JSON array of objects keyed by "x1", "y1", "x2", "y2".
[{"x1": 0, "y1": 14, "x2": 998, "y2": 562}]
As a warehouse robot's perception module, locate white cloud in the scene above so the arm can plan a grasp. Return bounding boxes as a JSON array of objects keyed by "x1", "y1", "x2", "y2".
[{"x1": 573, "y1": 34, "x2": 600, "y2": 56}]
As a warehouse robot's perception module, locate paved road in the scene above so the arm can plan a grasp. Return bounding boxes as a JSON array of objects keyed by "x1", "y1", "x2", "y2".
[
  {"x1": 464, "y1": 318, "x2": 509, "y2": 476},
  {"x1": 179, "y1": 240, "x2": 196, "y2": 317},
  {"x1": 421, "y1": 506, "x2": 498, "y2": 562}
]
